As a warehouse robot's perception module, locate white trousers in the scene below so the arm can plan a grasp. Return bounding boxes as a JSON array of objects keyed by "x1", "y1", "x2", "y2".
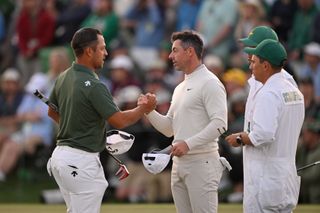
[
  {"x1": 47, "y1": 146, "x2": 108, "y2": 213},
  {"x1": 171, "y1": 152, "x2": 224, "y2": 213}
]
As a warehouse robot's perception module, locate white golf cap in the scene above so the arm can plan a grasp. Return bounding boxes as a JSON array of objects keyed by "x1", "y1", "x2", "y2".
[
  {"x1": 304, "y1": 42, "x2": 320, "y2": 57},
  {"x1": 115, "y1": 85, "x2": 142, "y2": 106},
  {"x1": 110, "y1": 55, "x2": 134, "y2": 71},
  {"x1": 142, "y1": 153, "x2": 171, "y2": 174},
  {"x1": 106, "y1": 130, "x2": 135, "y2": 155},
  {"x1": 1, "y1": 68, "x2": 21, "y2": 82}
]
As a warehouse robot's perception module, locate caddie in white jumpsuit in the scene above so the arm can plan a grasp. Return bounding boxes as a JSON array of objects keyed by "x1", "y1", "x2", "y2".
[
  {"x1": 226, "y1": 39, "x2": 305, "y2": 213},
  {"x1": 144, "y1": 31, "x2": 228, "y2": 213}
]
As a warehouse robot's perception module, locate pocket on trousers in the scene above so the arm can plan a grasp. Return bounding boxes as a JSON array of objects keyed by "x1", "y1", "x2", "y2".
[
  {"x1": 285, "y1": 175, "x2": 301, "y2": 208},
  {"x1": 80, "y1": 156, "x2": 101, "y2": 180},
  {"x1": 47, "y1": 158, "x2": 52, "y2": 176},
  {"x1": 258, "y1": 176, "x2": 286, "y2": 209}
]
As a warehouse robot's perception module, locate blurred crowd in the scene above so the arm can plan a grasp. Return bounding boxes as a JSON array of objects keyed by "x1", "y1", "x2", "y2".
[{"x1": 0, "y1": 0, "x2": 320, "y2": 204}]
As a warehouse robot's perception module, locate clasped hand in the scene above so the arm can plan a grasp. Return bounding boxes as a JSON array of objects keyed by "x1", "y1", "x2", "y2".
[{"x1": 137, "y1": 93, "x2": 157, "y2": 114}]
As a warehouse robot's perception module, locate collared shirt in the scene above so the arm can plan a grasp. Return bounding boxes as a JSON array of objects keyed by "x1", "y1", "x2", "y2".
[{"x1": 50, "y1": 63, "x2": 119, "y2": 152}]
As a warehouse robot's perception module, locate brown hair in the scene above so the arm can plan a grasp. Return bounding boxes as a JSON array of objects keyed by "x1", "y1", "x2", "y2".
[{"x1": 171, "y1": 30, "x2": 204, "y2": 59}]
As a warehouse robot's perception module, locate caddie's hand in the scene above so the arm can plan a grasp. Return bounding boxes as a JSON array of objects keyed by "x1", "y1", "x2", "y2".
[
  {"x1": 171, "y1": 140, "x2": 189, "y2": 157},
  {"x1": 225, "y1": 133, "x2": 241, "y2": 147}
]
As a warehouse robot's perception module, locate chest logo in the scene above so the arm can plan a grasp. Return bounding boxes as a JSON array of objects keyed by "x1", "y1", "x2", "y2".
[
  {"x1": 85, "y1": 81, "x2": 91, "y2": 87},
  {"x1": 187, "y1": 88, "x2": 193, "y2": 91}
]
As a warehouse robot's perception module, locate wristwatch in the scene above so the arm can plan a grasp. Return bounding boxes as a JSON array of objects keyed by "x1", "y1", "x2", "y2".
[{"x1": 236, "y1": 134, "x2": 244, "y2": 146}]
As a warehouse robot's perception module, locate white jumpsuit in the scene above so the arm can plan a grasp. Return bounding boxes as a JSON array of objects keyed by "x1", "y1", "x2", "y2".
[{"x1": 244, "y1": 72, "x2": 304, "y2": 213}]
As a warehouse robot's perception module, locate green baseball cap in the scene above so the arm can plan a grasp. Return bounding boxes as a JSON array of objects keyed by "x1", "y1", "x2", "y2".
[
  {"x1": 244, "y1": 39, "x2": 287, "y2": 66},
  {"x1": 239, "y1": 26, "x2": 278, "y2": 47}
]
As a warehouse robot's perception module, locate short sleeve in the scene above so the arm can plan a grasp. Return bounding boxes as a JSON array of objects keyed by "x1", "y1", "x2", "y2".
[{"x1": 89, "y1": 83, "x2": 119, "y2": 119}]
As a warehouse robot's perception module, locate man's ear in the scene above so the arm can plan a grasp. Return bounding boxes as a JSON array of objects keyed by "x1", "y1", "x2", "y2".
[
  {"x1": 263, "y1": 60, "x2": 270, "y2": 71},
  {"x1": 188, "y1": 47, "x2": 194, "y2": 57},
  {"x1": 84, "y1": 47, "x2": 93, "y2": 57}
]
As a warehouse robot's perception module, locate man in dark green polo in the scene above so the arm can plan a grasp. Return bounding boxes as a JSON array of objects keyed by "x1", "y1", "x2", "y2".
[{"x1": 47, "y1": 28, "x2": 156, "y2": 213}]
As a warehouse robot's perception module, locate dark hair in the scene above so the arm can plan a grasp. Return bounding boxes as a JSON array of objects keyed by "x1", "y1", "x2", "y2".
[
  {"x1": 298, "y1": 77, "x2": 314, "y2": 85},
  {"x1": 258, "y1": 57, "x2": 284, "y2": 70},
  {"x1": 71, "y1": 28, "x2": 102, "y2": 57},
  {"x1": 171, "y1": 31, "x2": 204, "y2": 59}
]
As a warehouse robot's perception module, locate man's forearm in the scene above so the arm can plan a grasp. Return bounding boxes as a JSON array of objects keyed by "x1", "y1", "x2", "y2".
[{"x1": 145, "y1": 110, "x2": 173, "y2": 137}]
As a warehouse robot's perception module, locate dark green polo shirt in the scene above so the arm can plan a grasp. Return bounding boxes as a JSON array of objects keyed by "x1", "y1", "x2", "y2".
[{"x1": 49, "y1": 63, "x2": 119, "y2": 152}]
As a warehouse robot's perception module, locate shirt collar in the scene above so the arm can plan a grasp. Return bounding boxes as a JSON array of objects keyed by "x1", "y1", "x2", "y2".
[
  {"x1": 72, "y1": 62, "x2": 99, "y2": 80},
  {"x1": 264, "y1": 72, "x2": 282, "y2": 86}
]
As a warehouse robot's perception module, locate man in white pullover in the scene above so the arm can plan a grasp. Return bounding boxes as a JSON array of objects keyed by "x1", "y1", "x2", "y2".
[{"x1": 142, "y1": 31, "x2": 228, "y2": 213}]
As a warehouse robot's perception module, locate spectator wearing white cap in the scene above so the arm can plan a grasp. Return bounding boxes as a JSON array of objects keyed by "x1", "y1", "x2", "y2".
[
  {"x1": 299, "y1": 42, "x2": 320, "y2": 102},
  {"x1": 109, "y1": 54, "x2": 141, "y2": 96},
  {"x1": 203, "y1": 54, "x2": 225, "y2": 79},
  {"x1": 0, "y1": 68, "x2": 54, "y2": 182},
  {"x1": 0, "y1": 68, "x2": 25, "y2": 139}
]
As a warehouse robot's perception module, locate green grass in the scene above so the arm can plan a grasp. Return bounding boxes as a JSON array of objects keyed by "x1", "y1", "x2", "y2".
[
  {"x1": 0, "y1": 169, "x2": 57, "y2": 203},
  {"x1": 0, "y1": 168, "x2": 319, "y2": 213},
  {"x1": 0, "y1": 204, "x2": 319, "y2": 213}
]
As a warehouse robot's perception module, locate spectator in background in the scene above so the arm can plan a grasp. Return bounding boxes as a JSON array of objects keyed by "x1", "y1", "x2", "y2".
[
  {"x1": 113, "y1": 0, "x2": 136, "y2": 18},
  {"x1": 0, "y1": 11, "x2": 5, "y2": 42},
  {"x1": 311, "y1": 12, "x2": 320, "y2": 44},
  {"x1": 203, "y1": 54, "x2": 225, "y2": 79},
  {"x1": 196, "y1": 0, "x2": 238, "y2": 62},
  {"x1": 81, "y1": 0, "x2": 119, "y2": 49},
  {"x1": 234, "y1": 0, "x2": 267, "y2": 43},
  {"x1": 16, "y1": 0, "x2": 55, "y2": 85},
  {"x1": 144, "y1": 59, "x2": 176, "y2": 91},
  {"x1": 222, "y1": 68, "x2": 248, "y2": 96},
  {"x1": 268, "y1": 0, "x2": 297, "y2": 44},
  {"x1": 296, "y1": 121, "x2": 320, "y2": 203},
  {"x1": 0, "y1": 68, "x2": 25, "y2": 137},
  {"x1": 287, "y1": 0, "x2": 319, "y2": 61},
  {"x1": 53, "y1": 0, "x2": 91, "y2": 45},
  {"x1": 176, "y1": 0, "x2": 203, "y2": 31},
  {"x1": 0, "y1": 77, "x2": 54, "y2": 182},
  {"x1": 122, "y1": 0, "x2": 166, "y2": 71},
  {"x1": 0, "y1": 0, "x2": 18, "y2": 72},
  {"x1": 298, "y1": 42, "x2": 320, "y2": 102},
  {"x1": 108, "y1": 54, "x2": 141, "y2": 96},
  {"x1": 298, "y1": 78, "x2": 320, "y2": 121},
  {"x1": 27, "y1": 47, "x2": 71, "y2": 97}
]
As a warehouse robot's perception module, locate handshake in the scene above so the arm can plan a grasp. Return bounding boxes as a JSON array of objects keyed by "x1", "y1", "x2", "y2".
[{"x1": 137, "y1": 93, "x2": 157, "y2": 114}]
